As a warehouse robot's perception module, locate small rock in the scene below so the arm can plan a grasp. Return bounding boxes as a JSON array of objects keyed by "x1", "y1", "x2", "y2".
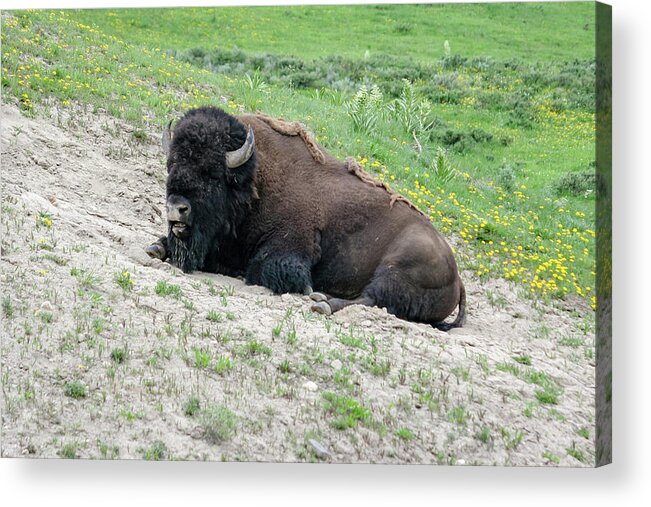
[
  {"x1": 457, "y1": 459, "x2": 466, "y2": 465},
  {"x1": 308, "y1": 439, "x2": 332, "y2": 460},
  {"x1": 302, "y1": 381, "x2": 318, "y2": 392},
  {"x1": 331, "y1": 359, "x2": 343, "y2": 371},
  {"x1": 40, "y1": 301, "x2": 54, "y2": 313},
  {"x1": 190, "y1": 427, "x2": 205, "y2": 439},
  {"x1": 360, "y1": 320, "x2": 372, "y2": 327}
]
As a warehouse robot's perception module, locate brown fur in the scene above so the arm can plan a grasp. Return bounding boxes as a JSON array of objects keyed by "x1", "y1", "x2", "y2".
[
  {"x1": 254, "y1": 112, "x2": 326, "y2": 164},
  {"x1": 344, "y1": 157, "x2": 429, "y2": 219}
]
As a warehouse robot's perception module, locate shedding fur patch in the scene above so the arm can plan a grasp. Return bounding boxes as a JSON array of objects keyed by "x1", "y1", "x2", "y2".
[
  {"x1": 344, "y1": 157, "x2": 429, "y2": 219},
  {"x1": 254, "y1": 112, "x2": 326, "y2": 164}
]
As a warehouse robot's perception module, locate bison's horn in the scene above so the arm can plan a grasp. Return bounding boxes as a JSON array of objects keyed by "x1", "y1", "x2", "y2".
[
  {"x1": 162, "y1": 119, "x2": 173, "y2": 156},
  {"x1": 225, "y1": 126, "x2": 255, "y2": 169}
]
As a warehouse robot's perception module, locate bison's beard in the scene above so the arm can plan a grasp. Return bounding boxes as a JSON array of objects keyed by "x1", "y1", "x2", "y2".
[{"x1": 167, "y1": 224, "x2": 213, "y2": 273}]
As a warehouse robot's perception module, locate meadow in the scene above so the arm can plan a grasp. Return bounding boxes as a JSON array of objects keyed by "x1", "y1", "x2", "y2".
[{"x1": 2, "y1": 4, "x2": 597, "y2": 309}]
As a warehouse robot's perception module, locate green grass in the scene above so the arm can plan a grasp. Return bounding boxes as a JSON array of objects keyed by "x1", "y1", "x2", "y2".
[
  {"x1": 183, "y1": 395, "x2": 200, "y2": 417},
  {"x1": 322, "y1": 391, "x2": 371, "y2": 430},
  {"x1": 154, "y1": 280, "x2": 182, "y2": 299},
  {"x1": 199, "y1": 405, "x2": 238, "y2": 443},
  {"x1": 241, "y1": 339, "x2": 272, "y2": 358},
  {"x1": 206, "y1": 309, "x2": 224, "y2": 322},
  {"x1": 59, "y1": 442, "x2": 79, "y2": 459},
  {"x1": 395, "y1": 427, "x2": 415, "y2": 441},
  {"x1": 566, "y1": 442, "x2": 588, "y2": 464},
  {"x1": 475, "y1": 426, "x2": 491, "y2": 444},
  {"x1": 75, "y1": 4, "x2": 595, "y2": 63},
  {"x1": 1, "y1": 6, "x2": 597, "y2": 307},
  {"x1": 192, "y1": 347, "x2": 212, "y2": 369},
  {"x1": 501, "y1": 427, "x2": 525, "y2": 450},
  {"x1": 214, "y1": 355, "x2": 234, "y2": 375},
  {"x1": 496, "y1": 361, "x2": 563, "y2": 405},
  {"x1": 142, "y1": 440, "x2": 168, "y2": 461},
  {"x1": 448, "y1": 405, "x2": 468, "y2": 426},
  {"x1": 110, "y1": 347, "x2": 127, "y2": 364}
]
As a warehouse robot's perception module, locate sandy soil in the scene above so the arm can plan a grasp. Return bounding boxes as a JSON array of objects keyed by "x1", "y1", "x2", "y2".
[{"x1": 0, "y1": 102, "x2": 596, "y2": 465}]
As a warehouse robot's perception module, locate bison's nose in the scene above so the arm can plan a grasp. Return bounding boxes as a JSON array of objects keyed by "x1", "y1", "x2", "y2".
[{"x1": 167, "y1": 197, "x2": 192, "y2": 223}]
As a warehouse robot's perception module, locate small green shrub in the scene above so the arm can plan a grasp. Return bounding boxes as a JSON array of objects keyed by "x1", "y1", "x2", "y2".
[
  {"x1": 64, "y1": 380, "x2": 87, "y2": 399},
  {"x1": 475, "y1": 426, "x2": 491, "y2": 444},
  {"x1": 200, "y1": 405, "x2": 238, "y2": 442},
  {"x1": 184, "y1": 395, "x2": 201, "y2": 416},
  {"x1": 552, "y1": 171, "x2": 596, "y2": 197},
  {"x1": 2, "y1": 296, "x2": 14, "y2": 318},
  {"x1": 279, "y1": 359, "x2": 291, "y2": 373},
  {"x1": 110, "y1": 347, "x2": 127, "y2": 364},
  {"x1": 346, "y1": 83, "x2": 384, "y2": 133},
  {"x1": 497, "y1": 161, "x2": 518, "y2": 192},
  {"x1": 115, "y1": 269, "x2": 134, "y2": 291},
  {"x1": 322, "y1": 392, "x2": 371, "y2": 430},
  {"x1": 432, "y1": 147, "x2": 456, "y2": 185}
]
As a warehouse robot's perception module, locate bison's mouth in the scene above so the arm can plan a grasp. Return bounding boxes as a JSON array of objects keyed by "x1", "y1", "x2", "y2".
[{"x1": 170, "y1": 221, "x2": 191, "y2": 240}]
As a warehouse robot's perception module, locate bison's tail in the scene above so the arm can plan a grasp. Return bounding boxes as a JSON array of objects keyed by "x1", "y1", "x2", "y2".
[{"x1": 433, "y1": 279, "x2": 466, "y2": 332}]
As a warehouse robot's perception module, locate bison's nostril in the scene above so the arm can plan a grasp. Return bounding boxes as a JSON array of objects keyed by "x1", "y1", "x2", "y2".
[{"x1": 178, "y1": 206, "x2": 188, "y2": 215}]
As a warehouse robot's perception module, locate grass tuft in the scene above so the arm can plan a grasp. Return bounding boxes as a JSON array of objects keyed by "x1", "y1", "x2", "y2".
[{"x1": 199, "y1": 405, "x2": 238, "y2": 443}]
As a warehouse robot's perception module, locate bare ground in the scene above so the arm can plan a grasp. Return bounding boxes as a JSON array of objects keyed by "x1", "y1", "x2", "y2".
[{"x1": 0, "y1": 102, "x2": 596, "y2": 465}]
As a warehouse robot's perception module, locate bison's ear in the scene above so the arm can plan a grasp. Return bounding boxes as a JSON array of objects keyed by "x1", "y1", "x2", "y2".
[
  {"x1": 225, "y1": 126, "x2": 255, "y2": 169},
  {"x1": 161, "y1": 120, "x2": 174, "y2": 157}
]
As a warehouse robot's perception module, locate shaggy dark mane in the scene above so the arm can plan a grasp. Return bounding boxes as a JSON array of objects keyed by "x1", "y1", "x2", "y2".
[{"x1": 165, "y1": 107, "x2": 257, "y2": 272}]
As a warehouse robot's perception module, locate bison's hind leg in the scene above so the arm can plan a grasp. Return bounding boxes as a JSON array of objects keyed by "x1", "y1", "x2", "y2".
[
  {"x1": 309, "y1": 231, "x2": 463, "y2": 329},
  {"x1": 362, "y1": 263, "x2": 462, "y2": 327},
  {"x1": 310, "y1": 293, "x2": 375, "y2": 316}
]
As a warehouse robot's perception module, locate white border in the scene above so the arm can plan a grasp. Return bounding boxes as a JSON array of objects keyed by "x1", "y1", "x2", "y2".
[{"x1": 1, "y1": 0, "x2": 649, "y2": 505}]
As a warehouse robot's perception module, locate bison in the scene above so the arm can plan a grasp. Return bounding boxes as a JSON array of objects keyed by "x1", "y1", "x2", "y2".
[{"x1": 146, "y1": 107, "x2": 465, "y2": 330}]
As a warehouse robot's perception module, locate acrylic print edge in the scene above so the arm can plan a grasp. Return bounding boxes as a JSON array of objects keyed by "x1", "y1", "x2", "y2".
[{"x1": 595, "y1": 0, "x2": 612, "y2": 467}]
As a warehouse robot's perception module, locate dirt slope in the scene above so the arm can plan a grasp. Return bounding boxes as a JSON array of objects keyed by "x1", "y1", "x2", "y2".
[{"x1": 0, "y1": 103, "x2": 596, "y2": 465}]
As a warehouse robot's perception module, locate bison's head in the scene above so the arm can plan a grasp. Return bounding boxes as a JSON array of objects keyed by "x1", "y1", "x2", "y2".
[{"x1": 162, "y1": 107, "x2": 257, "y2": 272}]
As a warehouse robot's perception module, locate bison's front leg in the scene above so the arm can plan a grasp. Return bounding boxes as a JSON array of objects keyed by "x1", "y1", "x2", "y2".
[
  {"x1": 145, "y1": 235, "x2": 168, "y2": 261},
  {"x1": 245, "y1": 248, "x2": 313, "y2": 295}
]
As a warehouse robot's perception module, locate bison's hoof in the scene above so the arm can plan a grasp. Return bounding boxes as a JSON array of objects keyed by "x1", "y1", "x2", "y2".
[
  {"x1": 309, "y1": 292, "x2": 328, "y2": 303},
  {"x1": 145, "y1": 243, "x2": 166, "y2": 260},
  {"x1": 311, "y1": 301, "x2": 332, "y2": 316}
]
